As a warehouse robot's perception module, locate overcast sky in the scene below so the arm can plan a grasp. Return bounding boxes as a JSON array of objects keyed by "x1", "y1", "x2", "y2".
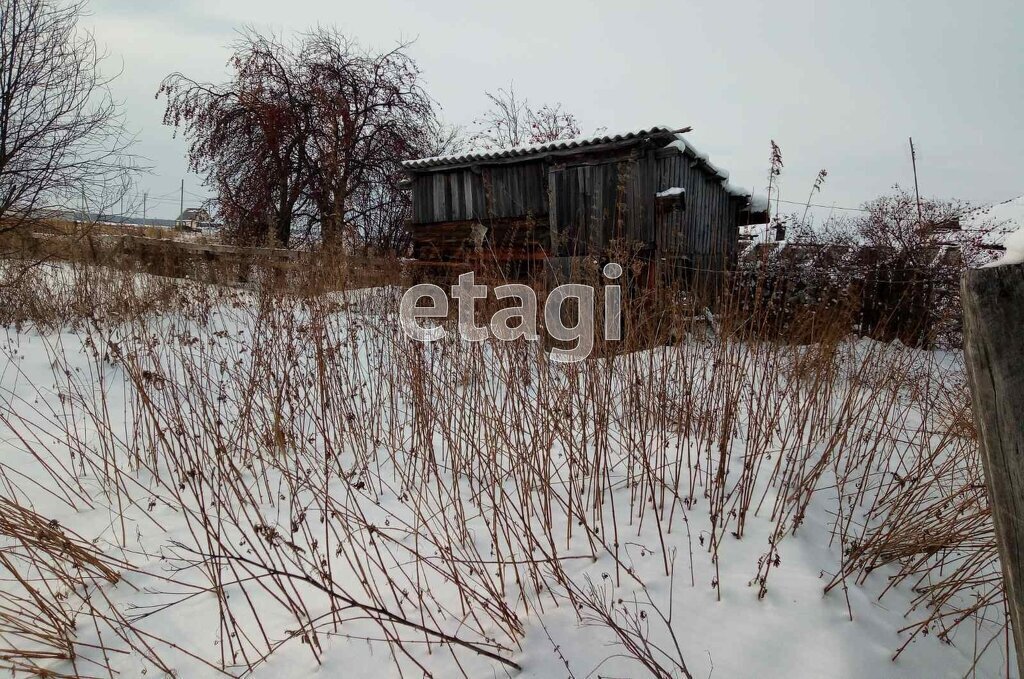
[{"x1": 85, "y1": 0, "x2": 1022, "y2": 221}]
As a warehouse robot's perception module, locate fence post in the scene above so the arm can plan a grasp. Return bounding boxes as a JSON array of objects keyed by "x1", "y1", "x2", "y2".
[{"x1": 962, "y1": 261, "x2": 1024, "y2": 678}]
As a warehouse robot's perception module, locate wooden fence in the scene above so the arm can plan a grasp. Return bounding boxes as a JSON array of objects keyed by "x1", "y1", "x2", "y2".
[{"x1": 19, "y1": 232, "x2": 400, "y2": 291}]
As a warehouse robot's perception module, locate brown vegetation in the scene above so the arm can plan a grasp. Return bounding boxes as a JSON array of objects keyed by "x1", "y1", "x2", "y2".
[{"x1": 0, "y1": 252, "x2": 1005, "y2": 677}]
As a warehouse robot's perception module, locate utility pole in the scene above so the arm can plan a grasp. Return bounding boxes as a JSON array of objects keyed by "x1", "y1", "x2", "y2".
[
  {"x1": 179, "y1": 179, "x2": 185, "y2": 219},
  {"x1": 143, "y1": 192, "x2": 148, "y2": 227},
  {"x1": 909, "y1": 137, "x2": 923, "y2": 226}
]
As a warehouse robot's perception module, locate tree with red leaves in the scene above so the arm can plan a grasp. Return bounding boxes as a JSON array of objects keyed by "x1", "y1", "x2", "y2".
[{"x1": 159, "y1": 28, "x2": 443, "y2": 249}]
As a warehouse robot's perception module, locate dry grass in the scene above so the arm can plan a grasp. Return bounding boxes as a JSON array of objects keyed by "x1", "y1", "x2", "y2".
[{"x1": 0, "y1": 253, "x2": 1006, "y2": 677}]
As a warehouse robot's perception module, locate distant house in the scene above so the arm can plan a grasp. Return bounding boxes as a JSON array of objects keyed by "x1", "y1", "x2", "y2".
[
  {"x1": 175, "y1": 208, "x2": 213, "y2": 231},
  {"x1": 402, "y1": 125, "x2": 767, "y2": 280}
]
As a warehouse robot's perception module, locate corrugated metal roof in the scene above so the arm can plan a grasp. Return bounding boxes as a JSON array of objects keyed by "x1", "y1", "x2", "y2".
[
  {"x1": 402, "y1": 125, "x2": 681, "y2": 170},
  {"x1": 402, "y1": 124, "x2": 768, "y2": 210}
]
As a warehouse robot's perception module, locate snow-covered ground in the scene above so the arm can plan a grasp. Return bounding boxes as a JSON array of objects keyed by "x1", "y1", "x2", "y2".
[{"x1": 0, "y1": 265, "x2": 1010, "y2": 678}]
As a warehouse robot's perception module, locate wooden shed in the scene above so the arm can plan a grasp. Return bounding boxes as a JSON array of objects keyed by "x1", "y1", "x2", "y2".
[{"x1": 402, "y1": 126, "x2": 767, "y2": 279}]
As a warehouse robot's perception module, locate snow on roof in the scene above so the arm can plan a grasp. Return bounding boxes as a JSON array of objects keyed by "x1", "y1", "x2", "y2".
[
  {"x1": 991, "y1": 227, "x2": 1024, "y2": 266},
  {"x1": 665, "y1": 137, "x2": 708, "y2": 162},
  {"x1": 403, "y1": 125, "x2": 680, "y2": 169},
  {"x1": 177, "y1": 208, "x2": 210, "y2": 221},
  {"x1": 973, "y1": 195, "x2": 1024, "y2": 265},
  {"x1": 984, "y1": 194, "x2": 1024, "y2": 223},
  {"x1": 667, "y1": 134, "x2": 730, "y2": 180},
  {"x1": 668, "y1": 134, "x2": 767, "y2": 210},
  {"x1": 970, "y1": 195, "x2": 1024, "y2": 235},
  {"x1": 723, "y1": 183, "x2": 768, "y2": 212},
  {"x1": 964, "y1": 195, "x2": 1024, "y2": 247}
]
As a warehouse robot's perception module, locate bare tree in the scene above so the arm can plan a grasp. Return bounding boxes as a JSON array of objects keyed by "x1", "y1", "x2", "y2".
[
  {"x1": 351, "y1": 117, "x2": 465, "y2": 254},
  {"x1": 0, "y1": 0, "x2": 136, "y2": 241},
  {"x1": 298, "y1": 28, "x2": 434, "y2": 244},
  {"x1": 159, "y1": 27, "x2": 439, "y2": 249},
  {"x1": 527, "y1": 102, "x2": 581, "y2": 143},
  {"x1": 756, "y1": 185, "x2": 1005, "y2": 347},
  {"x1": 854, "y1": 188, "x2": 1003, "y2": 346},
  {"x1": 854, "y1": 186, "x2": 988, "y2": 265},
  {"x1": 352, "y1": 116, "x2": 464, "y2": 255},
  {"x1": 159, "y1": 30, "x2": 307, "y2": 246},
  {"x1": 470, "y1": 84, "x2": 581, "y2": 149}
]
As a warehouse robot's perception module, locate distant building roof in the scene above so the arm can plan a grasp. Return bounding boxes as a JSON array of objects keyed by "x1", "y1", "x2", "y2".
[{"x1": 177, "y1": 208, "x2": 210, "y2": 221}]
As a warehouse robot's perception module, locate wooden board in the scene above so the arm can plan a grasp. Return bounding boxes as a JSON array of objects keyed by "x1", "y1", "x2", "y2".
[{"x1": 962, "y1": 262, "x2": 1024, "y2": 679}]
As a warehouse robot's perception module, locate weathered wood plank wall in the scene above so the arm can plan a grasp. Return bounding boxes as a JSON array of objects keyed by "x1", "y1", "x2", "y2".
[
  {"x1": 547, "y1": 153, "x2": 664, "y2": 256},
  {"x1": 408, "y1": 143, "x2": 746, "y2": 272},
  {"x1": 654, "y1": 151, "x2": 739, "y2": 267},
  {"x1": 411, "y1": 161, "x2": 547, "y2": 224}
]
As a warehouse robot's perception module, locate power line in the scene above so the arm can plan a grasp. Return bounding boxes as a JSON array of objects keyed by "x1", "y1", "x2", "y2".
[
  {"x1": 773, "y1": 192, "x2": 1023, "y2": 218},
  {"x1": 774, "y1": 198, "x2": 869, "y2": 213}
]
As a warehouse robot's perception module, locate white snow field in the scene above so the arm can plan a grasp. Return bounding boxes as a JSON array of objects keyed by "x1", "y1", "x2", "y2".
[{"x1": 0, "y1": 263, "x2": 1012, "y2": 678}]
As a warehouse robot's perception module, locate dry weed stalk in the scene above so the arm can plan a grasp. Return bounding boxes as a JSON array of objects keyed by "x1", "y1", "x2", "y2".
[{"x1": 0, "y1": 252, "x2": 1007, "y2": 677}]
